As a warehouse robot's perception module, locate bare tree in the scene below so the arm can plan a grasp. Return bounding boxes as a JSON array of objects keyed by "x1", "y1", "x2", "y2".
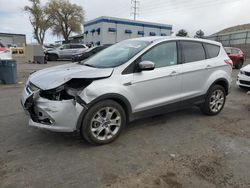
[
  {"x1": 45, "y1": 0, "x2": 85, "y2": 42},
  {"x1": 24, "y1": 0, "x2": 51, "y2": 44}
]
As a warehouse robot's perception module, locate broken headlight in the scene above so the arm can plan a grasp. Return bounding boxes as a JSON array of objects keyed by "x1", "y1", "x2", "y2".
[{"x1": 40, "y1": 79, "x2": 92, "y2": 101}]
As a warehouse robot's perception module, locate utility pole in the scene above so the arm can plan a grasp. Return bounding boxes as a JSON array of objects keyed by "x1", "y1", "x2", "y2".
[{"x1": 131, "y1": 0, "x2": 139, "y2": 20}]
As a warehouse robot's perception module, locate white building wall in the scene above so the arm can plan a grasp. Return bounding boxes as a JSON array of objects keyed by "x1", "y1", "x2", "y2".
[{"x1": 84, "y1": 17, "x2": 172, "y2": 45}]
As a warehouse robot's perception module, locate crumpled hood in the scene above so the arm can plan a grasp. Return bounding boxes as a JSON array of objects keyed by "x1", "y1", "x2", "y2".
[{"x1": 29, "y1": 63, "x2": 113, "y2": 90}]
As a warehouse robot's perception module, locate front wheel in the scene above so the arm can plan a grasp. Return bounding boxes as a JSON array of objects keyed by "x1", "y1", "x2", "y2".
[
  {"x1": 81, "y1": 100, "x2": 126, "y2": 145},
  {"x1": 200, "y1": 85, "x2": 226, "y2": 116}
]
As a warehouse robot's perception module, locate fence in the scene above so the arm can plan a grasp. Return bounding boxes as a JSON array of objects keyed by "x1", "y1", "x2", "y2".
[{"x1": 206, "y1": 30, "x2": 250, "y2": 58}]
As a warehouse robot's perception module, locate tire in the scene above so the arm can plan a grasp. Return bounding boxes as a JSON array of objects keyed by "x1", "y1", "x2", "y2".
[
  {"x1": 81, "y1": 100, "x2": 126, "y2": 145},
  {"x1": 200, "y1": 85, "x2": 226, "y2": 116},
  {"x1": 235, "y1": 60, "x2": 243, "y2": 69},
  {"x1": 48, "y1": 54, "x2": 58, "y2": 61}
]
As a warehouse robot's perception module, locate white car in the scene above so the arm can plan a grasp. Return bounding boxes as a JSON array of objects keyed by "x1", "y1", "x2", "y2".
[
  {"x1": 21, "y1": 37, "x2": 232, "y2": 145},
  {"x1": 0, "y1": 41, "x2": 12, "y2": 60},
  {"x1": 237, "y1": 64, "x2": 250, "y2": 88}
]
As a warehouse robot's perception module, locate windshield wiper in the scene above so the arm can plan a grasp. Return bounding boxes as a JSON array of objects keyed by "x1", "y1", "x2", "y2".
[{"x1": 84, "y1": 63, "x2": 96, "y2": 68}]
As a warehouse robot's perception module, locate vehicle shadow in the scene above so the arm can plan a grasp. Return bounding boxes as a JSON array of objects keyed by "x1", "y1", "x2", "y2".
[{"x1": 29, "y1": 107, "x2": 203, "y2": 148}]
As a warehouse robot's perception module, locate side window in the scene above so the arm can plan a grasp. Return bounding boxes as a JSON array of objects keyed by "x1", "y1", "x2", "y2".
[
  {"x1": 70, "y1": 44, "x2": 84, "y2": 49},
  {"x1": 62, "y1": 44, "x2": 70, "y2": 49},
  {"x1": 182, "y1": 41, "x2": 205, "y2": 63},
  {"x1": 141, "y1": 42, "x2": 177, "y2": 68},
  {"x1": 204, "y1": 43, "x2": 220, "y2": 58}
]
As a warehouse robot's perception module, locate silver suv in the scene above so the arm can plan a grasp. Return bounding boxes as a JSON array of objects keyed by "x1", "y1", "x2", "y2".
[
  {"x1": 45, "y1": 43, "x2": 88, "y2": 61},
  {"x1": 21, "y1": 37, "x2": 232, "y2": 145}
]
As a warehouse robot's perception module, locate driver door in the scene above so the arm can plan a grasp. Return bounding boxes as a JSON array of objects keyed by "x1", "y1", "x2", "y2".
[{"x1": 130, "y1": 41, "x2": 182, "y2": 113}]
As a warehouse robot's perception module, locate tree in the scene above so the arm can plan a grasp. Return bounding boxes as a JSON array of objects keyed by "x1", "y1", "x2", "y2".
[
  {"x1": 45, "y1": 0, "x2": 85, "y2": 42},
  {"x1": 24, "y1": 0, "x2": 51, "y2": 44},
  {"x1": 195, "y1": 29, "x2": 205, "y2": 38},
  {"x1": 176, "y1": 29, "x2": 188, "y2": 37}
]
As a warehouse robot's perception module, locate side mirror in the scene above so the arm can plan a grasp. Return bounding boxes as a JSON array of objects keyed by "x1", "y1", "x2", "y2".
[
  {"x1": 60, "y1": 47, "x2": 63, "y2": 50},
  {"x1": 138, "y1": 61, "x2": 155, "y2": 71},
  {"x1": 227, "y1": 52, "x2": 231, "y2": 55}
]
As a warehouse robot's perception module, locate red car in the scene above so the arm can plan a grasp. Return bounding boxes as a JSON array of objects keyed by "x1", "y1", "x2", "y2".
[{"x1": 224, "y1": 47, "x2": 245, "y2": 69}]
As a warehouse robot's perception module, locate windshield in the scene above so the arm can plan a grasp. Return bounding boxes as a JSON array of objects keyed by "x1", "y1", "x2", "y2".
[{"x1": 82, "y1": 40, "x2": 150, "y2": 68}]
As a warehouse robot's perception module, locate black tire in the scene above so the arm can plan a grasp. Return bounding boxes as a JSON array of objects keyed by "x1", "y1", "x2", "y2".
[
  {"x1": 81, "y1": 100, "x2": 126, "y2": 145},
  {"x1": 235, "y1": 60, "x2": 243, "y2": 69},
  {"x1": 48, "y1": 54, "x2": 58, "y2": 61},
  {"x1": 200, "y1": 85, "x2": 226, "y2": 116}
]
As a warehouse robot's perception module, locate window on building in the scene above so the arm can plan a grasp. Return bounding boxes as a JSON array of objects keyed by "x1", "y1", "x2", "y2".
[
  {"x1": 138, "y1": 31, "x2": 144, "y2": 36},
  {"x1": 125, "y1": 29, "x2": 132, "y2": 34},
  {"x1": 108, "y1": 28, "x2": 116, "y2": 32}
]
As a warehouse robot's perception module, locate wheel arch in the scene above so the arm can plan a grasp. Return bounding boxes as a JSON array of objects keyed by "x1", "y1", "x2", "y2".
[
  {"x1": 76, "y1": 93, "x2": 132, "y2": 130},
  {"x1": 210, "y1": 78, "x2": 229, "y2": 95}
]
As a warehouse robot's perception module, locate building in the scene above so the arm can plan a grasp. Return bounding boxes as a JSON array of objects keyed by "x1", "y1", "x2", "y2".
[
  {"x1": 83, "y1": 16, "x2": 172, "y2": 45},
  {"x1": 206, "y1": 24, "x2": 250, "y2": 58},
  {"x1": 0, "y1": 33, "x2": 26, "y2": 47}
]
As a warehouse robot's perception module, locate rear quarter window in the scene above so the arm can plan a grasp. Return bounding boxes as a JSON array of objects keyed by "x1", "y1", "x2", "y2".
[
  {"x1": 182, "y1": 41, "x2": 205, "y2": 63},
  {"x1": 204, "y1": 43, "x2": 220, "y2": 58}
]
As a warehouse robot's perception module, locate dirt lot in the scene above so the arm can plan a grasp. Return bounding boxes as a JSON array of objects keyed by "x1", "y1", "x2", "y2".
[{"x1": 0, "y1": 58, "x2": 250, "y2": 188}]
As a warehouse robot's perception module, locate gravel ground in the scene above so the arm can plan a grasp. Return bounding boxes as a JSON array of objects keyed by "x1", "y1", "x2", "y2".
[{"x1": 0, "y1": 59, "x2": 250, "y2": 188}]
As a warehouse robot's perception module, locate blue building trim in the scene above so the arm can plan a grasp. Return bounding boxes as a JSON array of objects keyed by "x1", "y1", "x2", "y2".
[{"x1": 84, "y1": 18, "x2": 172, "y2": 30}]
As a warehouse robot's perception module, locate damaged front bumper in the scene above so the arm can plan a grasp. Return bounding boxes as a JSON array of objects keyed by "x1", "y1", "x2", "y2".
[{"x1": 21, "y1": 86, "x2": 85, "y2": 132}]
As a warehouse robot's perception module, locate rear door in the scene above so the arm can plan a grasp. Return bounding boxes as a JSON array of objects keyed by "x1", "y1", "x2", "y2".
[{"x1": 180, "y1": 41, "x2": 217, "y2": 102}]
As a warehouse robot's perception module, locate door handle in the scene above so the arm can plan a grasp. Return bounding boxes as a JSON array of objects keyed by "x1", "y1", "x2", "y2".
[{"x1": 170, "y1": 71, "x2": 179, "y2": 76}]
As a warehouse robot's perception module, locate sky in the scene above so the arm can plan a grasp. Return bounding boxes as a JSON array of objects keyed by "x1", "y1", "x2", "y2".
[{"x1": 0, "y1": 0, "x2": 249, "y2": 44}]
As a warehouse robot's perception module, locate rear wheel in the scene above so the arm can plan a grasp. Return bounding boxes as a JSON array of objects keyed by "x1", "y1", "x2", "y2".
[
  {"x1": 81, "y1": 100, "x2": 126, "y2": 145},
  {"x1": 200, "y1": 85, "x2": 226, "y2": 116},
  {"x1": 235, "y1": 60, "x2": 243, "y2": 69}
]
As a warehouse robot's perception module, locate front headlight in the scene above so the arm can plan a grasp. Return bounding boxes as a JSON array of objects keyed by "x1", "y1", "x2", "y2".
[{"x1": 240, "y1": 70, "x2": 245, "y2": 75}]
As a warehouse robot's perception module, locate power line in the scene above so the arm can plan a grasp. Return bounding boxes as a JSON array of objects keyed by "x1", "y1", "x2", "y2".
[
  {"x1": 140, "y1": 0, "x2": 242, "y2": 16},
  {"x1": 131, "y1": 0, "x2": 140, "y2": 20}
]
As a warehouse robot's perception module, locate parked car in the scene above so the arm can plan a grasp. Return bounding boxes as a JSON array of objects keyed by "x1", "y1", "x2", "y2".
[
  {"x1": 0, "y1": 41, "x2": 12, "y2": 60},
  {"x1": 72, "y1": 45, "x2": 111, "y2": 62},
  {"x1": 237, "y1": 64, "x2": 250, "y2": 88},
  {"x1": 224, "y1": 47, "x2": 245, "y2": 69},
  {"x1": 21, "y1": 37, "x2": 232, "y2": 145},
  {"x1": 45, "y1": 43, "x2": 88, "y2": 61}
]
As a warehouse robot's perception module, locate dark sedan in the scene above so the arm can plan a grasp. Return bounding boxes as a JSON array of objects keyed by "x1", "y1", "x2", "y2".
[{"x1": 72, "y1": 45, "x2": 111, "y2": 62}]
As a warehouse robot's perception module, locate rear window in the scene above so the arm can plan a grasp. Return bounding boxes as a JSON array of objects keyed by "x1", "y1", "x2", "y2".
[
  {"x1": 224, "y1": 47, "x2": 231, "y2": 54},
  {"x1": 182, "y1": 41, "x2": 206, "y2": 63},
  {"x1": 204, "y1": 43, "x2": 220, "y2": 58},
  {"x1": 232, "y1": 48, "x2": 240, "y2": 54}
]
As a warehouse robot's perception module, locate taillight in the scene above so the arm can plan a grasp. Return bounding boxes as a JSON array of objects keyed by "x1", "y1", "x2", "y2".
[{"x1": 224, "y1": 59, "x2": 233, "y2": 67}]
